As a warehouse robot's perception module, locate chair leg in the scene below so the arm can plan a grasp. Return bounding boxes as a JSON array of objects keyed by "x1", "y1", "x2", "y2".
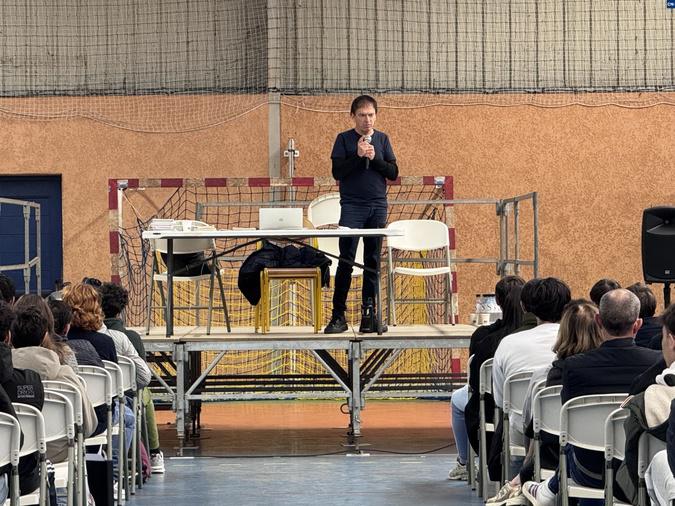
[
  {"x1": 389, "y1": 273, "x2": 397, "y2": 326},
  {"x1": 157, "y1": 280, "x2": 168, "y2": 328},
  {"x1": 146, "y1": 265, "x2": 156, "y2": 335},
  {"x1": 130, "y1": 394, "x2": 138, "y2": 494},
  {"x1": 117, "y1": 399, "x2": 125, "y2": 505},
  {"x1": 195, "y1": 282, "x2": 201, "y2": 327},
  {"x1": 206, "y1": 274, "x2": 215, "y2": 335},
  {"x1": 216, "y1": 270, "x2": 231, "y2": 332},
  {"x1": 447, "y1": 272, "x2": 456, "y2": 325}
]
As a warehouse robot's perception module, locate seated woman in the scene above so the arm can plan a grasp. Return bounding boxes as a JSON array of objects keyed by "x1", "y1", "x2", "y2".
[
  {"x1": 447, "y1": 275, "x2": 526, "y2": 480},
  {"x1": 487, "y1": 299, "x2": 603, "y2": 505}
]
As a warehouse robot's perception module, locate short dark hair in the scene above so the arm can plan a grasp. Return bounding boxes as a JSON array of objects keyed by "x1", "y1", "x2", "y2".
[
  {"x1": 0, "y1": 301, "x2": 15, "y2": 340},
  {"x1": 589, "y1": 278, "x2": 621, "y2": 306},
  {"x1": 660, "y1": 303, "x2": 675, "y2": 335},
  {"x1": 11, "y1": 305, "x2": 49, "y2": 348},
  {"x1": 350, "y1": 95, "x2": 378, "y2": 115},
  {"x1": 48, "y1": 299, "x2": 73, "y2": 336},
  {"x1": 98, "y1": 282, "x2": 129, "y2": 318},
  {"x1": 626, "y1": 282, "x2": 657, "y2": 318},
  {"x1": 527, "y1": 277, "x2": 572, "y2": 323},
  {"x1": 520, "y1": 278, "x2": 541, "y2": 313},
  {"x1": 0, "y1": 274, "x2": 16, "y2": 304},
  {"x1": 599, "y1": 288, "x2": 641, "y2": 336}
]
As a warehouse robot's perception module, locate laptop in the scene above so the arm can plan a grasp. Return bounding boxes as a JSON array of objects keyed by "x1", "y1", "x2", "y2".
[{"x1": 259, "y1": 207, "x2": 304, "y2": 230}]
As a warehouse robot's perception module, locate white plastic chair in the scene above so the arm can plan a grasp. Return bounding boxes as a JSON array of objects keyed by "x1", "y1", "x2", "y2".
[
  {"x1": 501, "y1": 370, "x2": 534, "y2": 483},
  {"x1": 146, "y1": 219, "x2": 231, "y2": 334},
  {"x1": 478, "y1": 358, "x2": 497, "y2": 498},
  {"x1": 637, "y1": 431, "x2": 667, "y2": 506},
  {"x1": 117, "y1": 357, "x2": 140, "y2": 496},
  {"x1": 559, "y1": 393, "x2": 628, "y2": 505},
  {"x1": 0, "y1": 412, "x2": 21, "y2": 506},
  {"x1": 12, "y1": 403, "x2": 47, "y2": 506},
  {"x1": 307, "y1": 193, "x2": 363, "y2": 277},
  {"x1": 604, "y1": 408, "x2": 631, "y2": 506},
  {"x1": 42, "y1": 391, "x2": 76, "y2": 506},
  {"x1": 102, "y1": 361, "x2": 127, "y2": 504},
  {"x1": 465, "y1": 355, "x2": 477, "y2": 491},
  {"x1": 386, "y1": 219, "x2": 455, "y2": 325},
  {"x1": 42, "y1": 381, "x2": 85, "y2": 506},
  {"x1": 79, "y1": 366, "x2": 114, "y2": 453},
  {"x1": 531, "y1": 382, "x2": 561, "y2": 482}
]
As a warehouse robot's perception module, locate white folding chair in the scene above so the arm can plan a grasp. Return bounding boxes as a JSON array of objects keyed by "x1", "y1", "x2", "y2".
[
  {"x1": 637, "y1": 431, "x2": 667, "y2": 506},
  {"x1": 604, "y1": 407, "x2": 631, "y2": 506},
  {"x1": 501, "y1": 370, "x2": 534, "y2": 483},
  {"x1": 0, "y1": 412, "x2": 21, "y2": 506},
  {"x1": 42, "y1": 381, "x2": 85, "y2": 506},
  {"x1": 117, "y1": 357, "x2": 140, "y2": 496},
  {"x1": 42, "y1": 391, "x2": 76, "y2": 506},
  {"x1": 465, "y1": 355, "x2": 477, "y2": 491},
  {"x1": 532, "y1": 384, "x2": 562, "y2": 482},
  {"x1": 386, "y1": 219, "x2": 455, "y2": 325},
  {"x1": 478, "y1": 358, "x2": 497, "y2": 498},
  {"x1": 12, "y1": 403, "x2": 47, "y2": 506},
  {"x1": 102, "y1": 361, "x2": 126, "y2": 505},
  {"x1": 559, "y1": 393, "x2": 628, "y2": 505},
  {"x1": 307, "y1": 192, "x2": 364, "y2": 277},
  {"x1": 79, "y1": 366, "x2": 114, "y2": 453},
  {"x1": 146, "y1": 219, "x2": 230, "y2": 334}
]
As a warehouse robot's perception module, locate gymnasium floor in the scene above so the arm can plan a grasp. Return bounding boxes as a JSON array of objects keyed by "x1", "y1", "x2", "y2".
[{"x1": 131, "y1": 399, "x2": 484, "y2": 505}]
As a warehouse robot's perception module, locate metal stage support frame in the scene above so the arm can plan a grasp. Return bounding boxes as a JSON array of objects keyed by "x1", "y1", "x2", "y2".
[{"x1": 141, "y1": 324, "x2": 473, "y2": 455}]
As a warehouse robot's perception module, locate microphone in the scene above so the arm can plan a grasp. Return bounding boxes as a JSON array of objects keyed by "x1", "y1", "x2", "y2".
[{"x1": 364, "y1": 134, "x2": 372, "y2": 170}]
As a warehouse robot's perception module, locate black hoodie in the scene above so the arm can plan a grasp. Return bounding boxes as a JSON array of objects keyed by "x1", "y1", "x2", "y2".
[{"x1": 0, "y1": 343, "x2": 44, "y2": 495}]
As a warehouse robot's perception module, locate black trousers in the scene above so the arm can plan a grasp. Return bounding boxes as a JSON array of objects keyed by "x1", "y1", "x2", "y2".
[{"x1": 332, "y1": 203, "x2": 387, "y2": 316}]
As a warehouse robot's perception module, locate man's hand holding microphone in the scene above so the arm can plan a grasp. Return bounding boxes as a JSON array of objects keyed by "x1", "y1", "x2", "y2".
[{"x1": 358, "y1": 134, "x2": 375, "y2": 168}]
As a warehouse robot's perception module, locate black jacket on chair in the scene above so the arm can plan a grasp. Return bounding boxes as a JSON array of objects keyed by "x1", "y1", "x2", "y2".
[{"x1": 238, "y1": 240, "x2": 332, "y2": 305}]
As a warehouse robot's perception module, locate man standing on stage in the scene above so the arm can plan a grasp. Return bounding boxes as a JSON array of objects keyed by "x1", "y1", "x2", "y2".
[{"x1": 324, "y1": 95, "x2": 399, "y2": 334}]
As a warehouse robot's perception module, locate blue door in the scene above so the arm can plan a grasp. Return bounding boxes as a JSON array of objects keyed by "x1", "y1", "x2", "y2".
[{"x1": 0, "y1": 176, "x2": 63, "y2": 295}]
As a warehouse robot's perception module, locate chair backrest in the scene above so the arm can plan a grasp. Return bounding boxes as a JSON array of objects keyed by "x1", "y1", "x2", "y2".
[
  {"x1": 533, "y1": 385, "x2": 563, "y2": 436},
  {"x1": 307, "y1": 193, "x2": 341, "y2": 227},
  {"x1": 503, "y1": 370, "x2": 535, "y2": 416},
  {"x1": 387, "y1": 219, "x2": 449, "y2": 252},
  {"x1": 605, "y1": 408, "x2": 630, "y2": 461},
  {"x1": 637, "y1": 432, "x2": 667, "y2": 477},
  {"x1": 560, "y1": 394, "x2": 627, "y2": 451},
  {"x1": 78, "y1": 365, "x2": 113, "y2": 408},
  {"x1": 479, "y1": 358, "x2": 494, "y2": 395},
  {"x1": 0, "y1": 412, "x2": 21, "y2": 468},
  {"x1": 42, "y1": 391, "x2": 75, "y2": 443},
  {"x1": 102, "y1": 360, "x2": 125, "y2": 398},
  {"x1": 117, "y1": 356, "x2": 137, "y2": 392},
  {"x1": 13, "y1": 402, "x2": 46, "y2": 457},
  {"x1": 42, "y1": 380, "x2": 83, "y2": 427},
  {"x1": 149, "y1": 220, "x2": 216, "y2": 254}
]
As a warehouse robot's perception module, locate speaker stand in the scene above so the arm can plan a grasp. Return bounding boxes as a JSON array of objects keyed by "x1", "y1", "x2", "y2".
[{"x1": 665, "y1": 282, "x2": 672, "y2": 308}]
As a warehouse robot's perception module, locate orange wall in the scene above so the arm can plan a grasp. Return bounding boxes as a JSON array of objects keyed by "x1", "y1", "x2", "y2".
[{"x1": 1, "y1": 95, "x2": 674, "y2": 319}]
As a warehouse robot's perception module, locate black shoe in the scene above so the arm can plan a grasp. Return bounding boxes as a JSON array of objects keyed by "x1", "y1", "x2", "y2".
[
  {"x1": 324, "y1": 314, "x2": 348, "y2": 334},
  {"x1": 358, "y1": 317, "x2": 388, "y2": 334}
]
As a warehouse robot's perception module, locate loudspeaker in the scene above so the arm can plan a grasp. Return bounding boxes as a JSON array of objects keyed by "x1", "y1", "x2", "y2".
[{"x1": 642, "y1": 206, "x2": 675, "y2": 282}]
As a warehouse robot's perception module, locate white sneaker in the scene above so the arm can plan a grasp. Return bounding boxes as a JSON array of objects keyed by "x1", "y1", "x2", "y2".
[
  {"x1": 151, "y1": 450, "x2": 165, "y2": 474},
  {"x1": 447, "y1": 461, "x2": 468, "y2": 480}
]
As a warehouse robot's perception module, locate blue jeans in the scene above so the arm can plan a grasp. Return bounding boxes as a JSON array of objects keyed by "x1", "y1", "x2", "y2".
[
  {"x1": 548, "y1": 445, "x2": 604, "y2": 506},
  {"x1": 451, "y1": 385, "x2": 469, "y2": 464},
  {"x1": 111, "y1": 400, "x2": 136, "y2": 477},
  {"x1": 332, "y1": 203, "x2": 388, "y2": 315},
  {"x1": 0, "y1": 474, "x2": 7, "y2": 504}
]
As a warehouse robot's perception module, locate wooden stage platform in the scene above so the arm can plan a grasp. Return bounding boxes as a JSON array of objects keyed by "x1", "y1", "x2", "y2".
[{"x1": 137, "y1": 324, "x2": 474, "y2": 453}]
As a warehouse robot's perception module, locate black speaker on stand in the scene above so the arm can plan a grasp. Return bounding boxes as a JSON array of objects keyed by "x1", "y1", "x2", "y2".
[{"x1": 642, "y1": 206, "x2": 675, "y2": 307}]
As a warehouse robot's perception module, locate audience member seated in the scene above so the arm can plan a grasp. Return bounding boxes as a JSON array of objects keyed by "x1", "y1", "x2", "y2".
[
  {"x1": 493, "y1": 277, "x2": 571, "y2": 469},
  {"x1": 626, "y1": 282, "x2": 662, "y2": 348},
  {"x1": 464, "y1": 278, "x2": 539, "y2": 460},
  {"x1": 14, "y1": 294, "x2": 78, "y2": 369},
  {"x1": 0, "y1": 274, "x2": 16, "y2": 305},
  {"x1": 588, "y1": 277, "x2": 620, "y2": 306},
  {"x1": 48, "y1": 299, "x2": 104, "y2": 367},
  {"x1": 62, "y1": 283, "x2": 118, "y2": 363},
  {"x1": 10, "y1": 303, "x2": 97, "y2": 461},
  {"x1": 488, "y1": 299, "x2": 603, "y2": 505},
  {"x1": 447, "y1": 275, "x2": 525, "y2": 480},
  {"x1": 98, "y1": 281, "x2": 165, "y2": 473},
  {"x1": 0, "y1": 301, "x2": 44, "y2": 497},
  {"x1": 523, "y1": 288, "x2": 661, "y2": 506}
]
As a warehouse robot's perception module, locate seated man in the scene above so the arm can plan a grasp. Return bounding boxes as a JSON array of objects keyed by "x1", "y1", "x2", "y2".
[
  {"x1": 523, "y1": 289, "x2": 661, "y2": 505},
  {"x1": 589, "y1": 278, "x2": 620, "y2": 306},
  {"x1": 626, "y1": 282, "x2": 662, "y2": 348},
  {"x1": 0, "y1": 274, "x2": 15, "y2": 305},
  {"x1": 492, "y1": 277, "x2": 571, "y2": 464}
]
